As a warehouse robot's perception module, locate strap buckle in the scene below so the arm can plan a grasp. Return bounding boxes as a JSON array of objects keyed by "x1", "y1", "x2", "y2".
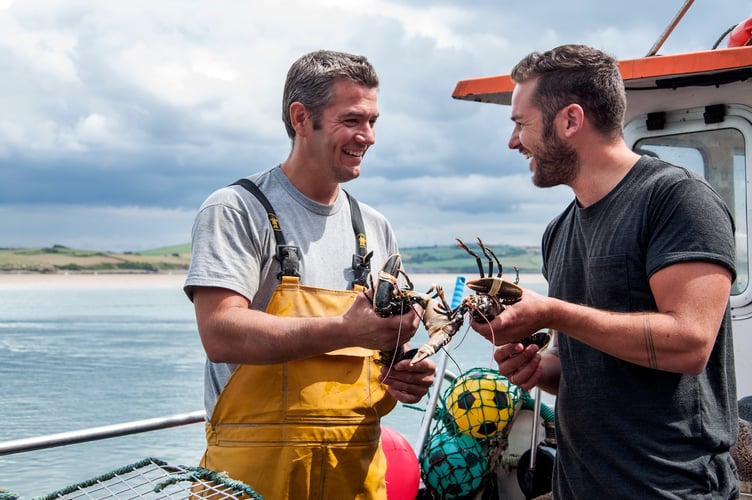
[{"x1": 276, "y1": 245, "x2": 301, "y2": 278}]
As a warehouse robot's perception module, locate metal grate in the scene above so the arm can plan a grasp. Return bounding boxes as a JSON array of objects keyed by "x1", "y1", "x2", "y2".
[{"x1": 33, "y1": 458, "x2": 262, "y2": 500}]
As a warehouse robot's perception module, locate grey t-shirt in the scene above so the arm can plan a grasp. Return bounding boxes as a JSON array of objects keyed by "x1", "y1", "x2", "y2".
[
  {"x1": 184, "y1": 166, "x2": 399, "y2": 417},
  {"x1": 543, "y1": 156, "x2": 739, "y2": 499}
]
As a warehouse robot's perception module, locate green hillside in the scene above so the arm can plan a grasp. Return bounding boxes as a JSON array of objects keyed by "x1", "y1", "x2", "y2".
[
  {"x1": 399, "y1": 243, "x2": 541, "y2": 274},
  {"x1": 0, "y1": 242, "x2": 540, "y2": 274},
  {"x1": 0, "y1": 245, "x2": 191, "y2": 273},
  {"x1": 136, "y1": 243, "x2": 192, "y2": 256}
]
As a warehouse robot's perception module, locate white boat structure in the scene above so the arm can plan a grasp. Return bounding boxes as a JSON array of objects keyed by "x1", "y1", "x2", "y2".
[{"x1": 2, "y1": 2, "x2": 752, "y2": 498}]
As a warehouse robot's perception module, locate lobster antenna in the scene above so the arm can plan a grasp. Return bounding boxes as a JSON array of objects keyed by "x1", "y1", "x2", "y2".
[
  {"x1": 456, "y1": 238, "x2": 485, "y2": 278},
  {"x1": 476, "y1": 237, "x2": 503, "y2": 278}
]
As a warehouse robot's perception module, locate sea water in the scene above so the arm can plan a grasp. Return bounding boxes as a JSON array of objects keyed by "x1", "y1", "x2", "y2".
[{"x1": 0, "y1": 273, "x2": 547, "y2": 498}]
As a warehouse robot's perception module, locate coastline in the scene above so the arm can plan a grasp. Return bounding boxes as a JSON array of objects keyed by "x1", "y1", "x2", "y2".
[
  {"x1": 0, "y1": 272, "x2": 547, "y2": 290},
  {"x1": 0, "y1": 272, "x2": 190, "y2": 290}
]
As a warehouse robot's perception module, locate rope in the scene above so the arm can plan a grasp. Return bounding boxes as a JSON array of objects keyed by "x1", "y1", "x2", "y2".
[{"x1": 154, "y1": 467, "x2": 263, "y2": 498}]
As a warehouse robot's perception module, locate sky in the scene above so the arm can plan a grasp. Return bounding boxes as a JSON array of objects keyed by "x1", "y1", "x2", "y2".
[{"x1": 1, "y1": 0, "x2": 751, "y2": 252}]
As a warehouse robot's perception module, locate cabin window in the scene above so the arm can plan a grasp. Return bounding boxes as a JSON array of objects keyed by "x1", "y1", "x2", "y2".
[{"x1": 634, "y1": 127, "x2": 749, "y2": 297}]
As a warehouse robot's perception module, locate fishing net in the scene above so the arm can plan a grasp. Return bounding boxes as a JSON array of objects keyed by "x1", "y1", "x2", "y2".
[
  {"x1": 9, "y1": 457, "x2": 263, "y2": 500},
  {"x1": 419, "y1": 367, "x2": 522, "y2": 499}
]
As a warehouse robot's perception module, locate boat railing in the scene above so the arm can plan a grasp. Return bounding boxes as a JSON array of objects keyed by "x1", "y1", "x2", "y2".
[{"x1": 0, "y1": 410, "x2": 206, "y2": 456}]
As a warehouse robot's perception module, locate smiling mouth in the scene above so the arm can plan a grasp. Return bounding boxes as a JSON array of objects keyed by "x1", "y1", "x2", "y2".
[
  {"x1": 344, "y1": 147, "x2": 367, "y2": 158},
  {"x1": 521, "y1": 150, "x2": 534, "y2": 160}
]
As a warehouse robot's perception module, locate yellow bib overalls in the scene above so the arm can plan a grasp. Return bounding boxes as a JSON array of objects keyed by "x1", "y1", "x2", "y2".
[{"x1": 200, "y1": 180, "x2": 395, "y2": 499}]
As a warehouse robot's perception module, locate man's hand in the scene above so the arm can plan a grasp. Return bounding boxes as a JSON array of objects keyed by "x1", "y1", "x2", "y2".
[
  {"x1": 494, "y1": 342, "x2": 561, "y2": 394},
  {"x1": 493, "y1": 342, "x2": 543, "y2": 391},
  {"x1": 379, "y1": 356, "x2": 436, "y2": 404},
  {"x1": 470, "y1": 287, "x2": 550, "y2": 346},
  {"x1": 342, "y1": 292, "x2": 421, "y2": 351}
]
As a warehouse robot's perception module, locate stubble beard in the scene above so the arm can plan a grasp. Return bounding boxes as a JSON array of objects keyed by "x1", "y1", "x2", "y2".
[{"x1": 532, "y1": 126, "x2": 579, "y2": 188}]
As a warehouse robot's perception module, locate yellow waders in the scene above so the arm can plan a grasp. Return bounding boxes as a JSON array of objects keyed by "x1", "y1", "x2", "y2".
[{"x1": 200, "y1": 276, "x2": 397, "y2": 499}]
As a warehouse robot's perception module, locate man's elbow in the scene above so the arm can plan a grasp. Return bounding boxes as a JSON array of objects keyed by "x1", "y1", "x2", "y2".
[
  {"x1": 677, "y1": 337, "x2": 715, "y2": 376},
  {"x1": 198, "y1": 327, "x2": 235, "y2": 363}
]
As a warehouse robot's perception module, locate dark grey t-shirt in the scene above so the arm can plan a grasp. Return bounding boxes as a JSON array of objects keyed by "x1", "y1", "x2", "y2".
[{"x1": 542, "y1": 156, "x2": 739, "y2": 499}]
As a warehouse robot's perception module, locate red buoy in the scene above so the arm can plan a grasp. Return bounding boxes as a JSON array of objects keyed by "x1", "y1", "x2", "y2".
[
  {"x1": 728, "y1": 17, "x2": 752, "y2": 47},
  {"x1": 381, "y1": 425, "x2": 420, "y2": 499}
]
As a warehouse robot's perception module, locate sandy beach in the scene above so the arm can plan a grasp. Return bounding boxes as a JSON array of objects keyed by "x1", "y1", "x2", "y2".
[
  {"x1": 0, "y1": 272, "x2": 546, "y2": 291},
  {"x1": 0, "y1": 272, "x2": 190, "y2": 290}
]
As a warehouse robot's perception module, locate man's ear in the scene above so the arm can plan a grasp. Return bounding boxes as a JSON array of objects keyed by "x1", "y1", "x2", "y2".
[
  {"x1": 289, "y1": 102, "x2": 310, "y2": 137},
  {"x1": 558, "y1": 103, "x2": 584, "y2": 138}
]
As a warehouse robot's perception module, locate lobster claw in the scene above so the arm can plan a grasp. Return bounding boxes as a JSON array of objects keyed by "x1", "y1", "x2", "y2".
[
  {"x1": 466, "y1": 277, "x2": 523, "y2": 305},
  {"x1": 376, "y1": 345, "x2": 419, "y2": 366},
  {"x1": 409, "y1": 305, "x2": 466, "y2": 365},
  {"x1": 519, "y1": 330, "x2": 553, "y2": 351},
  {"x1": 381, "y1": 253, "x2": 401, "y2": 276},
  {"x1": 409, "y1": 328, "x2": 452, "y2": 365},
  {"x1": 372, "y1": 253, "x2": 412, "y2": 318}
]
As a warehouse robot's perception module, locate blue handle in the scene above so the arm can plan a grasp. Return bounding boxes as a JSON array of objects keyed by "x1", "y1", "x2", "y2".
[{"x1": 450, "y1": 276, "x2": 466, "y2": 309}]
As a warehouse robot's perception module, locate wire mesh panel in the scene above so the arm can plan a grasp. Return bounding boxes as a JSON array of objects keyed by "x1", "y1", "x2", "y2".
[{"x1": 31, "y1": 458, "x2": 263, "y2": 500}]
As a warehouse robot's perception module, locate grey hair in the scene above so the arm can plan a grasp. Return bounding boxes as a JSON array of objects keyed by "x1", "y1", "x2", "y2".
[{"x1": 282, "y1": 50, "x2": 379, "y2": 140}]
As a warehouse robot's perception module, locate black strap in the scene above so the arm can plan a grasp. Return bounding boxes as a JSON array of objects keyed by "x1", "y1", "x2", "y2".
[
  {"x1": 345, "y1": 190, "x2": 373, "y2": 287},
  {"x1": 231, "y1": 179, "x2": 300, "y2": 278},
  {"x1": 231, "y1": 179, "x2": 371, "y2": 286},
  {"x1": 232, "y1": 179, "x2": 284, "y2": 245}
]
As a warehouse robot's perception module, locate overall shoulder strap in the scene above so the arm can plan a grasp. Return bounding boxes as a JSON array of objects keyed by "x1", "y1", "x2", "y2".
[
  {"x1": 344, "y1": 190, "x2": 373, "y2": 287},
  {"x1": 231, "y1": 179, "x2": 300, "y2": 279},
  {"x1": 232, "y1": 179, "x2": 371, "y2": 287}
]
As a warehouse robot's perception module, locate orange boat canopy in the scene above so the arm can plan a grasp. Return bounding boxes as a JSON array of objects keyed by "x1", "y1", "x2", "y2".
[{"x1": 452, "y1": 45, "x2": 752, "y2": 106}]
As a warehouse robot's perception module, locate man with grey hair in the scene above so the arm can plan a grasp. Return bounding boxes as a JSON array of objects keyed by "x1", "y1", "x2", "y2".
[
  {"x1": 185, "y1": 50, "x2": 435, "y2": 499},
  {"x1": 472, "y1": 44, "x2": 739, "y2": 498}
]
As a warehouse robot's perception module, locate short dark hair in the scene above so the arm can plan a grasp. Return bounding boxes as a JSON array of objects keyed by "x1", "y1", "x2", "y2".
[
  {"x1": 282, "y1": 50, "x2": 379, "y2": 139},
  {"x1": 511, "y1": 44, "x2": 625, "y2": 138}
]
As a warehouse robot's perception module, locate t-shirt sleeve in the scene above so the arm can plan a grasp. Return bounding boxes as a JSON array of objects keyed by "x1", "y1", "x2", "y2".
[
  {"x1": 645, "y1": 176, "x2": 736, "y2": 281},
  {"x1": 184, "y1": 189, "x2": 271, "y2": 303}
]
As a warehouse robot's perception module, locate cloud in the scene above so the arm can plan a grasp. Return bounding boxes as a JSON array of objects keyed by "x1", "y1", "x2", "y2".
[{"x1": 0, "y1": 0, "x2": 749, "y2": 251}]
